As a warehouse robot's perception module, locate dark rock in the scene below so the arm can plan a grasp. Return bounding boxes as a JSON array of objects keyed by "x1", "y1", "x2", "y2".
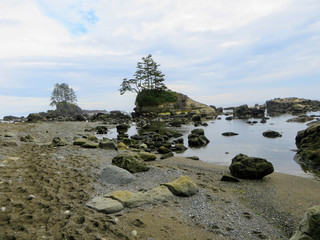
[
  {"x1": 229, "y1": 154, "x2": 274, "y2": 179},
  {"x1": 99, "y1": 139, "x2": 117, "y2": 150},
  {"x1": 221, "y1": 174, "x2": 240, "y2": 182},
  {"x1": 161, "y1": 152, "x2": 174, "y2": 159},
  {"x1": 295, "y1": 121, "x2": 320, "y2": 175},
  {"x1": 287, "y1": 115, "x2": 314, "y2": 123},
  {"x1": 116, "y1": 124, "x2": 130, "y2": 133},
  {"x1": 158, "y1": 146, "x2": 172, "y2": 154},
  {"x1": 225, "y1": 116, "x2": 233, "y2": 121},
  {"x1": 27, "y1": 113, "x2": 45, "y2": 123},
  {"x1": 191, "y1": 129, "x2": 204, "y2": 136},
  {"x1": 222, "y1": 132, "x2": 239, "y2": 137},
  {"x1": 187, "y1": 156, "x2": 199, "y2": 160},
  {"x1": 263, "y1": 130, "x2": 282, "y2": 138},
  {"x1": 96, "y1": 126, "x2": 108, "y2": 134},
  {"x1": 112, "y1": 152, "x2": 149, "y2": 173}
]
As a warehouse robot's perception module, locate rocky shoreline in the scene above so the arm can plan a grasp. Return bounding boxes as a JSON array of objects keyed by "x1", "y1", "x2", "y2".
[{"x1": 1, "y1": 121, "x2": 320, "y2": 239}]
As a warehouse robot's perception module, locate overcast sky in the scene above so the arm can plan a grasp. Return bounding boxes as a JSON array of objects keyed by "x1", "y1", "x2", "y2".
[{"x1": 0, "y1": 0, "x2": 319, "y2": 117}]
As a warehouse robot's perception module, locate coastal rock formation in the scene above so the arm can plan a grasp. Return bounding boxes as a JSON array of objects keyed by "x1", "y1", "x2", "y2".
[
  {"x1": 266, "y1": 98, "x2": 320, "y2": 116},
  {"x1": 233, "y1": 104, "x2": 265, "y2": 119},
  {"x1": 295, "y1": 120, "x2": 320, "y2": 174},
  {"x1": 52, "y1": 137, "x2": 67, "y2": 147},
  {"x1": 161, "y1": 175, "x2": 199, "y2": 197},
  {"x1": 135, "y1": 92, "x2": 216, "y2": 116},
  {"x1": 229, "y1": 154, "x2": 274, "y2": 179},
  {"x1": 290, "y1": 205, "x2": 320, "y2": 240}
]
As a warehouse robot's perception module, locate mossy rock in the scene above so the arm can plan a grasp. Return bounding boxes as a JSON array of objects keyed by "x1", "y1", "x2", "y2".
[
  {"x1": 73, "y1": 138, "x2": 87, "y2": 146},
  {"x1": 161, "y1": 175, "x2": 199, "y2": 197},
  {"x1": 112, "y1": 152, "x2": 149, "y2": 173},
  {"x1": 229, "y1": 154, "x2": 274, "y2": 179}
]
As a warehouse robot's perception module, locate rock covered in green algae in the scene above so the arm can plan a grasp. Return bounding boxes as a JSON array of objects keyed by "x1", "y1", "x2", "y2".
[
  {"x1": 112, "y1": 152, "x2": 149, "y2": 173},
  {"x1": 229, "y1": 154, "x2": 274, "y2": 179}
]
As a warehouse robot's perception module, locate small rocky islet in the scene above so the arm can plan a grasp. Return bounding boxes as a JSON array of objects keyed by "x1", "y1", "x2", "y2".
[{"x1": 1, "y1": 96, "x2": 320, "y2": 240}]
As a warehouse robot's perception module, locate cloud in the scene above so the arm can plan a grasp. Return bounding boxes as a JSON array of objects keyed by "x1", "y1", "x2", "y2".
[{"x1": 0, "y1": 0, "x2": 319, "y2": 117}]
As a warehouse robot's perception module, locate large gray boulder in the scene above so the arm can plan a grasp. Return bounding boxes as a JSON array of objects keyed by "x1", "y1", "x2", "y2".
[
  {"x1": 229, "y1": 154, "x2": 274, "y2": 179},
  {"x1": 290, "y1": 205, "x2": 320, "y2": 240},
  {"x1": 86, "y1": 196, "x2": 124, "y2": 214},
  {"x1": 99, "y1": 165, "x2": 134, "y2": 185},
  {"x1": 112, "y1": 152, "x2": 149, "y2": 173}
]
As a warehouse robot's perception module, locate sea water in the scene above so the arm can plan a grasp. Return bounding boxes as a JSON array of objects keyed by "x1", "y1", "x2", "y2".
[{"x1": 101, "y1": 112, "x2": 320, "y2": 178}]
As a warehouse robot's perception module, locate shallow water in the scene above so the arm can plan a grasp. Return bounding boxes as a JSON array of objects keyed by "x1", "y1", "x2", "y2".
[{"x1": 101, "y1": 112, "x2": 320, "y2": 178}]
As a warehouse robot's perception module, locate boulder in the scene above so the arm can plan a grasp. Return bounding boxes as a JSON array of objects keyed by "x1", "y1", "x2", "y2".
[
  {"x1": 99, "y1": 165, "x2": 134, "y2": 185},
  {"x1": 112, "y1": 152, "x2": 149, "y2": 173},
  {"x1": 87, "y1": 135, "x2": 98, "y2": 141},
  {"x1": 262, "y1": 130, "x2": 282, "y2": 138},
  {"x1": 229, "y1": 154, "x2": 274, "y2": 179},
  {"x1": 105, "y1": 186, "x2": 173, "y2": 208},
  {"x1": 138, "y1": 152, "x2": 157, "y2": 161},
  {"x1": 86, "y1": 196, "x2": 124, "y2": 214},
  {"x1": 96, "y1": 126, "x2": 108, "y2": 134},
  {"x1": 99, "y1": 139, "x2": 117, "y2": 150},
  {"x1": 188, "y1": 129, "x2": 210, "y2": 147},
  {"x1": 116, "y1": 124, "x2": 130, "y2": 133},
  {"x1": 73, "y1": 138, "x2": 87, "y2": 146},
  {"x1": 160, "y1": 152, "x2": 174, "y2": 159},
  {"x1": 117, "y1": 142, "x2": 128, "y2": 151},
  {"x1": 52, "y1": 137, "x2": 67, "y2": 147},
  {"x1": 161, "y1": 175, "x2": 199, "y2": 197},
  {"x1": 290, "y1": 205, "x2": 320, "y2": 240},
  {"x1": 158, "y1": 146, "x2": 172, "y2": 154}
]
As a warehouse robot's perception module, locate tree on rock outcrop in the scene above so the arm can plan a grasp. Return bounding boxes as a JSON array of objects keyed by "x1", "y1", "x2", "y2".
[
  {"x1": 120, "y1": 54, "x2": 167, "y2": 95},
  {"x1": 50, "y1": 83, "x2": 82, "y2": 116},
  {"x1": 50, "y1": 83, "x2": 77, "y2": 107}
]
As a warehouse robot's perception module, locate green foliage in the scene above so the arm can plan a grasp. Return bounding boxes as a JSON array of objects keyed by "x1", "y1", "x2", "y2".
[
  {"x1": 120, "y1": 54, "x2": 167, "y2": 95},
  {"x1": 50, "y1": 83, "x2": 77, "y2": 107},
  {"x1": 136, "y1": 89, "x2": 177, "y2": 107},
  {"x1": 54, "y1": 102, "x2": 82, "y2": 115}
]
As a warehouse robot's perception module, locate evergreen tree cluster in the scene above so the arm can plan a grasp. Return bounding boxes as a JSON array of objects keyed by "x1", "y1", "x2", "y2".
[{"x1": 120, "y1": 54, "x2": 167, "y2": 95}]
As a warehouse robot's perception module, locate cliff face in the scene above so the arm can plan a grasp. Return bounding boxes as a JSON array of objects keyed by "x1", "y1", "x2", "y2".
[{"x1": 134, "y1": 92, "x2": 216, "y2": 116}]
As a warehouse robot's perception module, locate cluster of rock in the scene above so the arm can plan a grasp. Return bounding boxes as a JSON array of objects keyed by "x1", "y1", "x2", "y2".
[
  {"x1": 295, "y1": 120, "x2": 320, "y2": 175},
  {"x1": 266, "y1": 98, "x2": 320, "y2": 116},
  {"x1": 232, "y1": 104, "x2": 266, "y2": 119},
  {"x1": 188, "y1": 129, "x2": 210, "y2": 147},
  {"x1": 86, "y1": 175, "x2": 199, "y2": 214}
]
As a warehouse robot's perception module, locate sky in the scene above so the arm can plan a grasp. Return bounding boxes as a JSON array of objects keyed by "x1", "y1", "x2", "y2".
[{"x1": 0, "y1": 0, "x2": 320, "y2": 118}]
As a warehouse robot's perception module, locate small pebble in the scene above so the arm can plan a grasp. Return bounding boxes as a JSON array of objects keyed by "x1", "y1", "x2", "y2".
[{"x1": 131, "y1": 230, "x2": 137, "y2": 236}]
